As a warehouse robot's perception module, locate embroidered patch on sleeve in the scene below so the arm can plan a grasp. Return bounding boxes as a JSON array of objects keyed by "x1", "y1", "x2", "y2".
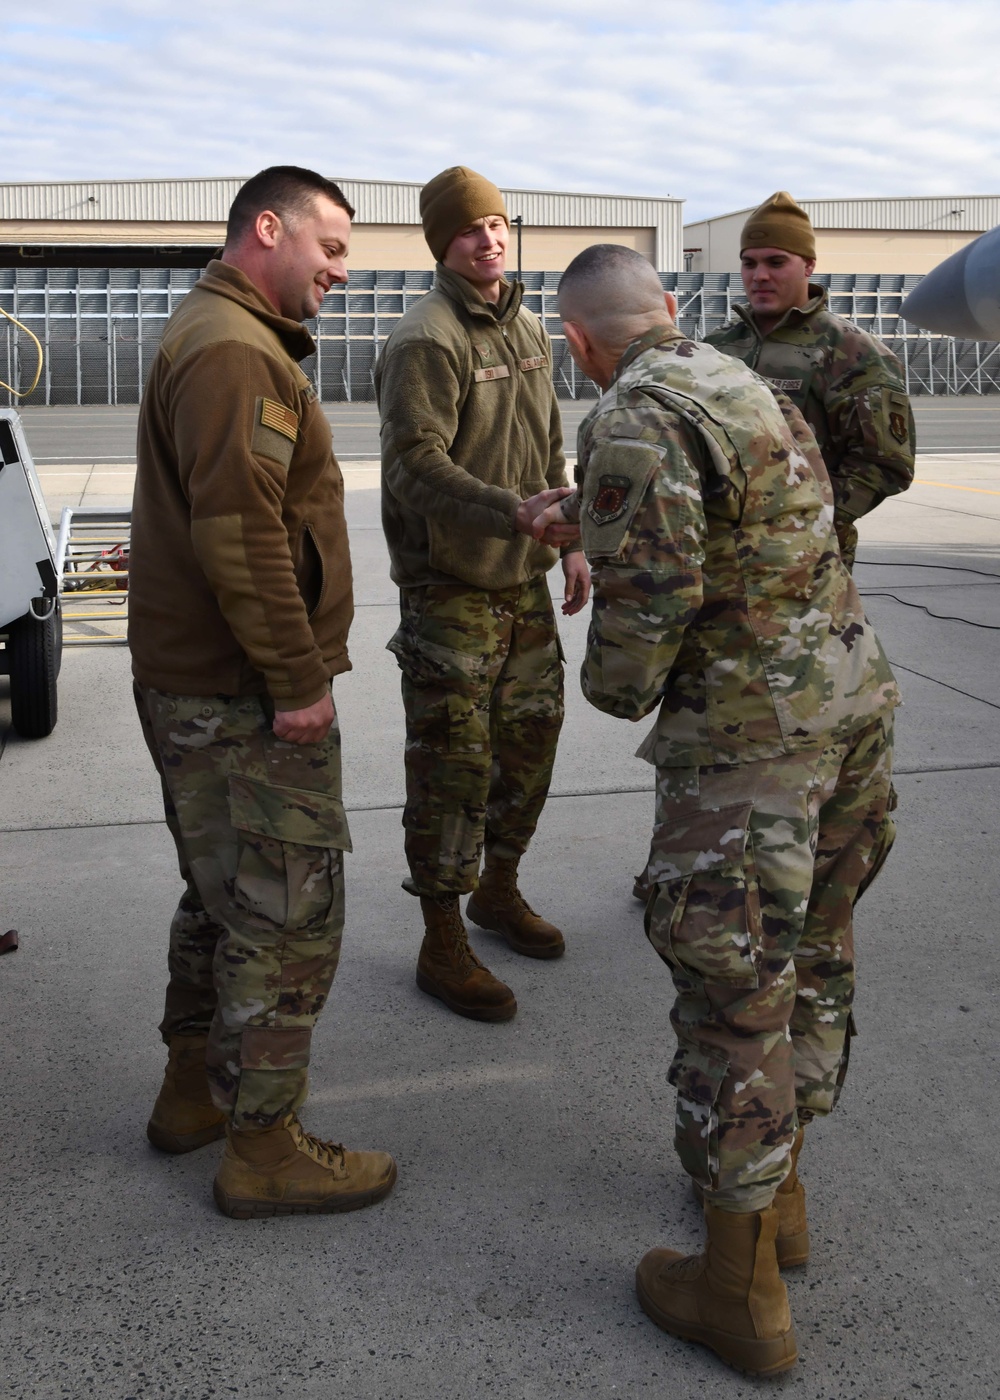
[
  {"x1": 473, "y1": 364, "x2": 511, "y2": 383},
  {"x1": 588, "y1": 474, "x2": 631, "y2": 525},
  {"x1": 260, "y1": 398, "x2": 299, "y2": 441},
  {"x1": 519, "y1": 355, "x2": 547, "y2": 372},
  {"x1": 580, "y1": 440, "x2": 663, "y2": 559}
]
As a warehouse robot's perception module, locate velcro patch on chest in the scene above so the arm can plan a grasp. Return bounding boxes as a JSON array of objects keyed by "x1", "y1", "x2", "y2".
[
  {"x1": 473, "y1": 364, "x2": 511, "y2": 383},
  {"x1": 519, "y1": 355, "x2": 547, "y2": 372},
  {"x1": 766, "y1": 377, "x2": 803, "y2": 392},
  {"x1": 260, "y1": 398, "x2": 299, "y2": 441},
  {"x1": 588, "y1": 474, "x2": 632, "y2": 525}
]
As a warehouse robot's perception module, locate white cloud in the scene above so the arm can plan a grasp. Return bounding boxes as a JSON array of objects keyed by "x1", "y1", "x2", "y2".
[{"x1": 2, "y1": 0, "x2": 1000, "y2": 219}]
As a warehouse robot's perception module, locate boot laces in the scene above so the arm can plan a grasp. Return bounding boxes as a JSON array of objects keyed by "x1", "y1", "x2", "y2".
[
  {"x1": 493, "y1": 863, "x2": 534, "y2": 916},
  {"x1": 291, "y1": 1120, "x2": 346, "y2": 1170}
]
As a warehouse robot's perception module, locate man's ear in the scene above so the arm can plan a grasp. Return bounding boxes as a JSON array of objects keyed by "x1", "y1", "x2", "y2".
[
  {"x1": 254, "y1": 209, "x2": 282, "y2": 249},
  {"x1": 803, "y1": 258, "x2": 816, "y2": 278},
  {"x1": 562, "y1": 319, "x2": 591, "y2": 367},
  {"x1": 664, "y1": 291, "x2": 678, "y2": 321}
]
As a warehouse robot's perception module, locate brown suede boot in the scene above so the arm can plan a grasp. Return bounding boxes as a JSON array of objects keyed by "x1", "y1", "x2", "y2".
[
  {"x1": 691, "y1": 1127, "x2": 809, "y2": 1269},
  {"x1": 416, "y1": 895, "x2": 517, "y2": 1021},
  {"x1": 636, "y1": 1202, "x2": 798, "y2": 1376},
  {"x1": 466, "y1": 855, "x2": 565, "y2": 959},
  {"x1": 213, "y1": 1114, "x2": 397, "y2": 1219},
  {"x1": 146, "y1": 1033, "x2": 226, "y2": 1154}
]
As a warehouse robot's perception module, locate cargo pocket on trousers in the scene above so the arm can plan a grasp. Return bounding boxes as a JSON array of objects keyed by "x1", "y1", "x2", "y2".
[
  {"x1": 668, "y1": 1039, "x2": 730, "y2": 1188},
  {"x1": 228, "y1": 775, "x2": 352, "y2": 935},
  {"x1": 645, "y1": 800, "x2": 763, "y2": 989}
]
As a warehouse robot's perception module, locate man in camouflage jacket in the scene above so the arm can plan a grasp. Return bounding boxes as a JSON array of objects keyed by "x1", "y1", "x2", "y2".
[
  {"x1": 535, "y1": 244, "x2": 899, "y2": 1375},
  {"x1": 706, "y1": 191, "x2": 915, "y2": 569}
]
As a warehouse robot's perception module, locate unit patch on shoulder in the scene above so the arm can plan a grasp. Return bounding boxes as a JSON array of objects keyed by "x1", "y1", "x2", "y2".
[
  {"x1": 889, "y1": 411, "x2": 908, "y2": 443},
  {"x1": 588, "y1": 474, "x2": 631, "y2": 526},
  {"x1": 260, "y1": 398, "x2": 299, "y2": 441}
]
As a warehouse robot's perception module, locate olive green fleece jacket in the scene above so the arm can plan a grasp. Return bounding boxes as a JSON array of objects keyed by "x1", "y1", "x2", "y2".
[
  {"x1": 129, "y1": 260, "x2": 353, "y2": 709},
  {"x1": 374, "y1": 265, "x2": 567, "y2": 589}
]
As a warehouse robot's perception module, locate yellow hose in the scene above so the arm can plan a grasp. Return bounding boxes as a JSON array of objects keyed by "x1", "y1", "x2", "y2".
[{"x1": 0, "y1": 305, "x2": 44, "y2": 398}]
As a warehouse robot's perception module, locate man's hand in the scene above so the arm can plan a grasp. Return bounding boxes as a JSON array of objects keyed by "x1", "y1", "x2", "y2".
[
  {"x1": 514, "y1": 486, "x2": 581, "y2": 547},
  {"x1": 525, "y1": 489, "x2": 582, "y2": 546},
  {"x1": 273, "y1": 690, "x2": 335, "y2": 745},
  {"x1": 561, "y1": 551, "x2": 591, "y2": 616}
]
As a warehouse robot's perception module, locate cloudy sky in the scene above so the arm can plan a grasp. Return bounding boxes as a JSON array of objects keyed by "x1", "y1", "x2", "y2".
[{"x1": 4, "y1": 0, "x2": 1000, "y2": 219}]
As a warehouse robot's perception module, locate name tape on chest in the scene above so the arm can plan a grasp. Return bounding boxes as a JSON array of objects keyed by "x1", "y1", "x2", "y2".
[
  {"x1": 766, "y1": 377, "x2": 804, "y2": 393},
  {"x1": 519, "y1": 355, "x2": 547, "y2": 372},
  {"x1": 260, "y1": 398, "x2": 299, "y2": 441},
  {"x1": 473, "y1": 364, "x2": 511, "y2": 383}
]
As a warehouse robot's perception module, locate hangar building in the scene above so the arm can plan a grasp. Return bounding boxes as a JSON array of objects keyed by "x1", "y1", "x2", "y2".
[
  {"x1": 684, "y1": 196, "x2": 1000, "y2": 275},
  {"x1": 0, "y1": 177, "x2": 683, "y2": 273}
]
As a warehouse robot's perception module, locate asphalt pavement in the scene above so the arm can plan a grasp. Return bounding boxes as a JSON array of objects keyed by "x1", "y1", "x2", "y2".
[
  {"x1": 1, "y1": 405, "x2": 999, "y2": 1399},
  {"x1": 18, "y1": 394, "x2": 1000, "y2": 465}
]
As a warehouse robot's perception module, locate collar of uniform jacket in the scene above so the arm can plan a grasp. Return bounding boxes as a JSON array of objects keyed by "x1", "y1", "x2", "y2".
[
  {"x1": 433, "y1": 262, "x2": 524, "y2": 326},
  {"x1": 734, "y1": 281, "x2": 829, "y2": 341},
  {"x1": 609, "y1": 323, "x2": 688, "y2": 388},
  {"x1": 196, "y1": 258, "x2": 318, "y2": 363}
]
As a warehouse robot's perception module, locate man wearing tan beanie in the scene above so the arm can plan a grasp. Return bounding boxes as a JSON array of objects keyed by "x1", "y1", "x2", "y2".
[
  {"x1": 707, "y1": 191, "x2": 915, "y2": 570},
  {"x1": 374, "y1": 166, "x2": 590, "y2": 1023}
]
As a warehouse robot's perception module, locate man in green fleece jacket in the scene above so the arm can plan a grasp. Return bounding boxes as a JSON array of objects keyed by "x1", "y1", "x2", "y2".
[
  {"x1": 131, "y1": 166, "x2": 395, "y2": 1218},
  {"x1": 375, "y1": 165, "x2": 589, "y2": 1023}
]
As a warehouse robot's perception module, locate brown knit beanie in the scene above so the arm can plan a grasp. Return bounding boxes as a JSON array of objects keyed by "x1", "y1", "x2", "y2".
[
  {"x1": 420, "y1": 166, "x2": 508, "y2": 262},
  {"x1": 741, "y1": 191, "x2": 816, "y2": 260}
]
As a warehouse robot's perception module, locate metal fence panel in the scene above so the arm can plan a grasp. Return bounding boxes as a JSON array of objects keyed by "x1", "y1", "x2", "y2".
[{"x1": 4, "y1": 267, "x2": 1000, "y2": 405}]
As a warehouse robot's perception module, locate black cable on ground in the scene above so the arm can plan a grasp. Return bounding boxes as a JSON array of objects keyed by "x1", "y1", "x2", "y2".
[
  {"x1": 859, "y1": 560, "x2": 1000, "y2": 579},
  {"x1": 859, "y1": 592, "x2": 1000, "y2": 628}
]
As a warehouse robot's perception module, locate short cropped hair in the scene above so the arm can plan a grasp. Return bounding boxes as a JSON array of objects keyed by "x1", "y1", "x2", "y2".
[
  {"x1": 226, "y1": 166, "x2": 355, "y2": 245},
  {"x1": 558, "y1": 243, "x2": 656, "y2": 298}
]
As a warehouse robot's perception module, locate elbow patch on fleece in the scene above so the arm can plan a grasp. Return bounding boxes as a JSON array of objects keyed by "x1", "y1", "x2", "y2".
[
  {"x1": 190, "y1": 513, "x2": 274, "y2": 660},
  {"x1": 580, "y1": 440, "x2": 663, "y2": 559}
]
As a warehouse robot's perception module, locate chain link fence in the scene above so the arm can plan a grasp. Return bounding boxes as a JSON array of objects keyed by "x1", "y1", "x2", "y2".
[{"x1": 4, "y1": 265, "x2": 1000, "y2": 406}]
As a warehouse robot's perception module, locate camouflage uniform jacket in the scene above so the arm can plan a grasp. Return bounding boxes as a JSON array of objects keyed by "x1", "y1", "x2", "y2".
[
  {"x1": 577, "y1": 326, "x2": 900, "y2": 767},
  {"x1": 375, "y1": 265, "x2": 567, "y2": 590},
  {"x1": 705, "y1": 284, "x2": 915, "y2": 527}
]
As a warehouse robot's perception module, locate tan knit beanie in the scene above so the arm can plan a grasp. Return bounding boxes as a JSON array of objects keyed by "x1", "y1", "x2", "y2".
[
  {"x1": 420, "y1": 166, "x2": 508, "y2": 262},
  {"x1": 741, "y1": 191, "x2": 816, "y2": 260}
]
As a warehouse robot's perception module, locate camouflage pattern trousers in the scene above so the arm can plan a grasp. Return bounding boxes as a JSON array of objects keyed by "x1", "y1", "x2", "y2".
[
  {"x1": 134, "y1": 686, "x2": 352, "y2": 1130},
  {"x1": 645, "y1": 715, "x2": 895, "y2": 1212},
  {"x1": 388, "y1": 575, "x2": 564, "y2": 897}
]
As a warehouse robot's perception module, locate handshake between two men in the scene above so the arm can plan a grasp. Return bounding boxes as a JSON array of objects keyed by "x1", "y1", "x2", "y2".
[{"x1": 514, "y1": 485, "x2": 587, "y2": 616}]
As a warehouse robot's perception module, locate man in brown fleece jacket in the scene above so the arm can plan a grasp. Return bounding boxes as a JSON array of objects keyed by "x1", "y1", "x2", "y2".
[
  {"x1": 375, "y1": 166, "x2": 588, "y2": 1023},
  {"x1": 131, "y1": 166, "x2": 396, "y2": 1219}
]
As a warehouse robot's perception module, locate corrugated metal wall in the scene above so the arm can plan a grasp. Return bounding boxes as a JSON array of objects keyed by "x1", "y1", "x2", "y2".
[
  {"x1": 0, "y1": 178, "x2": 684, "y2": 269},
  {"x1": 3, "y1": 266, "x2": 997, "y2": 406}
]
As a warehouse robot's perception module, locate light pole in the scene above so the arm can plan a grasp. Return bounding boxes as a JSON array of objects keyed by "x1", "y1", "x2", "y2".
[{"x1": 511, "y1": 215, "x2": 523, "y2": 282}]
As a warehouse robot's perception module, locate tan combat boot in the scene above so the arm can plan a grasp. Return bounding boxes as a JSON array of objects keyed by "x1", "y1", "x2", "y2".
[
  {"x1": 636, "y1": 1202, "x2": 798, "y2": 1376},
  {"x1": 466, "y1": 854, "x2": 565, "y2": 959},
  {"x1": 416, "y1": 894, "x2": 517, "y2": 1021},
  {"x1": 691, "y1": 1126, "x2": 809, "y2": 1268},
  {"x1": 213, "y1": 1115, "x2": 397, "y2": 1219},
  {"x1": 146, "y1": 1033, "x2": 226, "y2": 1154}
]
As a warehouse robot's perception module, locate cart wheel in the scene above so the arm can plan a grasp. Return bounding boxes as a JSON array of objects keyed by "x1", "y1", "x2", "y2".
[{"x1": 8, "y1": 601, "x2": 61, "y2": 739}]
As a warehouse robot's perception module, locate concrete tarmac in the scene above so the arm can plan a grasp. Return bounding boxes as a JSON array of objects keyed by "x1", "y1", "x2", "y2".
[{"x1": 1, "y1": 415, "x2": 999, "y2": 1399}]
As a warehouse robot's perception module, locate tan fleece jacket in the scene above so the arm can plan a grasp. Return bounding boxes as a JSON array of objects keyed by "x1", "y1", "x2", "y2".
[
  {"x1": 374, "y1": 265, "x2": 567, "y2": 589},
  {"x1": 129, "y1": 260, "x2": 353, "y2": 708}
]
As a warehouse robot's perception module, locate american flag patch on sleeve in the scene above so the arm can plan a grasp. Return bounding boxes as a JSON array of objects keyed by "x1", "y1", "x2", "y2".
[{"x1": 260, "y1": 398, "x2": 299, "y2": 441}]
